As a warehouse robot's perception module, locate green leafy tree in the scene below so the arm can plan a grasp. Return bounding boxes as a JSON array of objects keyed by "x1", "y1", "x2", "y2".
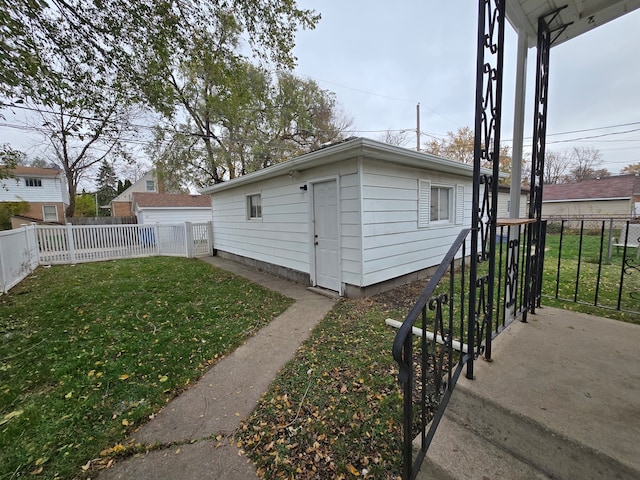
[
  {"x1": 95, "y1": 160, "x2": 118, "y2": 213},
  {"x1": 116, "y1": 179, "x2": 133, "y2": 194},
  {"x1": 149, "y1": 59, "x2": 351, "y2": 188},
  {"x1": 0, "y1": 201, "x2": 29, "y2": 230},
  {"x1": 26, "y1": 55, "x2": 136, "y2": 217},
  {"x1": 74, "y1": 193, "x2": 97, "y2": 217},
  {"x1": 1, "y1": 1, "x2": 318, "y2": 102},
  {"x1": 3, "y1": 1, "x2": 320, "y2": 209},
  {"x1": 0, "y1": 145, "x2": 25, "y2": 180}
]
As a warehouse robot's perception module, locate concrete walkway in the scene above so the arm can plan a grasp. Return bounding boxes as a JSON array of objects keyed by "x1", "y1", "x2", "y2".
[{"x1": 99, "y1": 257, "x2": 336, "y2": 480}]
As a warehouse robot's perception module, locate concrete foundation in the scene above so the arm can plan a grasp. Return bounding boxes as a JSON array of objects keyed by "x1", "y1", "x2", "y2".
[{"x1": 214, "y1": 250, "x2": 449, "y2": 298}]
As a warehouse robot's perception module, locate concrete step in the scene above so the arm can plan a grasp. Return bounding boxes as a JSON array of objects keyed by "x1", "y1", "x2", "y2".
[
  {"x1": 416, "y1": 415, "x2": 552, "y2": 480},
  {"x1": 419, "y1": 384, "x2": 639, "y2": 480}
]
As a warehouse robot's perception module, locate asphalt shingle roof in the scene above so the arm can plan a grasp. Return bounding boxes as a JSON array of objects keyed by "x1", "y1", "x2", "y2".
[
  {"x1": 12, "y1": 166, "x2": 62, "y2": 177},
  {"x1": 132, "y1": 193, "x2": 211, "y2": 208},
  {"x1": 543, "y1": 175, "x2": 640, "y2": 201}
]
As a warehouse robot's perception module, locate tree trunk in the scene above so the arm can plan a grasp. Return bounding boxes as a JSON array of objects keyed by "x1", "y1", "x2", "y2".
[{"x1": 65, "y1": 174, "x2": 77, "y2": 218}]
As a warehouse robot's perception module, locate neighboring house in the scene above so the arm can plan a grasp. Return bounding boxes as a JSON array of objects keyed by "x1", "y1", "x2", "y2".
[
  {"x1": 202, "y1": 137, "x2": 490, "y2": 297},
  {"x1": 1, "y1": 166, "x2": 69, "y2": 226},
  {"x1": 542, "y1": 174, "x2": 640, "y2": 218},
  {"x1": 132, "y1": 193, "x2": 212, "y2": 224},
  {"x1": 110, "y1": 171, "x2": 162, "y2": 217}
]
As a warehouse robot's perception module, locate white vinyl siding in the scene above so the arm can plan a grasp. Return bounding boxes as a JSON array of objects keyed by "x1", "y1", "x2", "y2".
[
  {"x1": 340, "y1": 173, "x2": 361, "y2": 286},
  {"x1": 0, "y1": 175, "x2": 67, "y2": 204},
  {"x1": 211, "y1": 159, "x2": 359, "y2": 279},
  {"x1": 209, "y1": 151, "x2": 475, "y2": 293},
  {"x1": 361, "y1": 160, "x2": 472, "y2": 286},
  {"x1": 136, "y1": 208, "x2": 212, "y2": 225},
  {"x1": 541, "y1": 198, "x2": 630, "y2": 218}
]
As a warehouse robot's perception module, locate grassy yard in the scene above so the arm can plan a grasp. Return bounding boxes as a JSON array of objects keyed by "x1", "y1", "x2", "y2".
[
  {"x1": 239, "y1": 298, "x2": 404, "y2": 480},
  {"x1": 0, "y1": 257, "x2": 293, "y2": 480},
  {"x1": 541, "y1": 233, "x2": 640, "y2": 323}
]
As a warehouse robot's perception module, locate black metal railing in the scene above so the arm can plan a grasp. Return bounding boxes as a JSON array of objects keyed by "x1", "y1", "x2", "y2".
[
  {"x1": 543, "y1": 217, "x2": 640, "y2": 315},
  {"x1": 392, "y1": 229, "x2": 472, "y2": 480},
  {"x1": 391, "y1": 220, "x2": 540, "y2": 479}
]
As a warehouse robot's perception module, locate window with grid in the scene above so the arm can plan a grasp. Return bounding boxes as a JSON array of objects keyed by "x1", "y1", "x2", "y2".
[{"x1": 26, "y1": 178, "x2": 42, "y2": 187}]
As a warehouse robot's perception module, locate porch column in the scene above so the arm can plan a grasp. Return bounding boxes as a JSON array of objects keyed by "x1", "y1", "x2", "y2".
[{"x1": 510, "y1": 29, "x2": 528, "y2": 220}]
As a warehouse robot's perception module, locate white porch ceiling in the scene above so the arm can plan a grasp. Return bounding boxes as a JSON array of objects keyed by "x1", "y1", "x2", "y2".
[{"x1": 506, "y1": 0, "x2": 640, "y2": 47}]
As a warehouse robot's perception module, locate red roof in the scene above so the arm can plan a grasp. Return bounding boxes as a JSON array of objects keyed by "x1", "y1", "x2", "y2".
[
  {"x1": 132, "y1": 193, "x2": 211, "y2": 208},
  {"x1": 543, "y1": 175, "x2": 640, "y2": 201}
]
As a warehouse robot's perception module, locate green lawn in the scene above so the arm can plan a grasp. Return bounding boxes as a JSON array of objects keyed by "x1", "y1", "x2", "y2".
[
  {"x1": 0, "y1": 257, "x2": 293, "y2": 480},
  {"x1": 239, "y1": 299, "x2": 403, "y2": 480},
  {"x1": 541, "y1": 233, "x2": 640, "y2": 322}
]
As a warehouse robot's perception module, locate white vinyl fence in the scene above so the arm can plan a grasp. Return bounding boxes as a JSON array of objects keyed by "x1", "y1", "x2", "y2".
[
  {"x1": 0, "y1": 222, "x2": 213, "y2": 293},
  {"x1": 0, "y1": 225, "x2": 39, "y2": 294}
]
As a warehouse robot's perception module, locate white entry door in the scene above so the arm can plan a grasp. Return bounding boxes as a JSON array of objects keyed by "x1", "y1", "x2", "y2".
[{"x1": 313, "y1": 180, "x2": 340, "y2": 292}]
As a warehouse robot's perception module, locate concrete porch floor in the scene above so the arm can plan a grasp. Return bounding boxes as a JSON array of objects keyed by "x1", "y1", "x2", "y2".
[{"x1": 419, "y1": 306, "x2": 640, "y2": 480}]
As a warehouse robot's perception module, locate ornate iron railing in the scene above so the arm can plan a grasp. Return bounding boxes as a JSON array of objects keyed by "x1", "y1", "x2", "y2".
[
  {"x1": 391, "y1": 220, "x2": 539, "y2": 479},
  {"x1": 391, "y1": 228, "x2": 472, "y2": 480},
  {"x1": 391, "y1": 1, "x2": 569, "y2": 477}
]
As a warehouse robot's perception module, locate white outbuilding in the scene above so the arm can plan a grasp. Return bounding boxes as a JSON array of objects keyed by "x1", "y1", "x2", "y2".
[
  {"x1": 201, "y1": 137, "x2": 486, "y2": 297},
  {"x1": 132, "y1": 193, "x2": 212, "y2": 225}
]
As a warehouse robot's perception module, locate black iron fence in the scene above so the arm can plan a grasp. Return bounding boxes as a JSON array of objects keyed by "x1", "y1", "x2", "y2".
[
  {"x1": 392, "y1": 229, "x2": 472, "y2": 480},
  {"x1": 542, "y1": 217, "x2": 640, "y2": 316},
  {"x1": 391, "y1": 219, "x2": 543, "y2": 479}
]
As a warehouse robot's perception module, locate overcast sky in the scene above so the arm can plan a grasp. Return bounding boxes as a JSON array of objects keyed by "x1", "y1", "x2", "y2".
[
  {"x1": 292, "y1": 1, "x2": 640, "y2": 174},
  {"x1": 1, "y1": 1, "x2": 639, "y2": 179}
]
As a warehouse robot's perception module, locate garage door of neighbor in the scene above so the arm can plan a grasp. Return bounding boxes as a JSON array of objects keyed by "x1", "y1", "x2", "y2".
[{"x1": 313, "y1": 180, "x2": 340, "y2": 292}]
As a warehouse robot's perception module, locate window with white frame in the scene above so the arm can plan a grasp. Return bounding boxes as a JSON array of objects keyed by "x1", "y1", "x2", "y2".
[
  {"x1": 42, "y1": 205, "x2": 58, "y2": 222},
  {"x1": 145, "y1": 180, "x2": 156, "y2": 191},
  {"x1": 247, "y1": 194, "x2": 262, "y2": 219},
  {"x1": 430, "y1": 186, "x2": 452, "y2": 222},
  {"x1": 26, "y1": 178, "x2": 43, "y2": 187},
  {"x1": 418, "y1": 180, "x2": 464, "y2": 228}
]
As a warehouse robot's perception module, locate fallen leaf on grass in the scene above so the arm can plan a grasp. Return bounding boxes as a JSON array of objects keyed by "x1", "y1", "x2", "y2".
[
  {"x1": 345, "y1": 463, "x2": 360, "y2": 476},
  {"x1": 119, "y1": 374, "x2": 130, "y2": 380},
  {"x1": 0, "y1": 409, "x2": 24, "y2": 425}
]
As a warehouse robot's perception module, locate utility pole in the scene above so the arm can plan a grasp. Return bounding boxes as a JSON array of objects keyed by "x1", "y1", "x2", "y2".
[{"x1": 416, "y1": 103, "x2": 421, "y2": 151}]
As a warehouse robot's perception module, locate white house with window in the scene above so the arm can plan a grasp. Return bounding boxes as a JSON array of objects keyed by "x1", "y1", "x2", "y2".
[
  {"x1": 1, "y1": 166, "x2": 69, "y2": 226},
  {"x1": 202, "y1": 137, "x2": 488, "y2": 297},
  {"x1": 110, "y1": 171, "x2": 161, "y2": 217}
]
